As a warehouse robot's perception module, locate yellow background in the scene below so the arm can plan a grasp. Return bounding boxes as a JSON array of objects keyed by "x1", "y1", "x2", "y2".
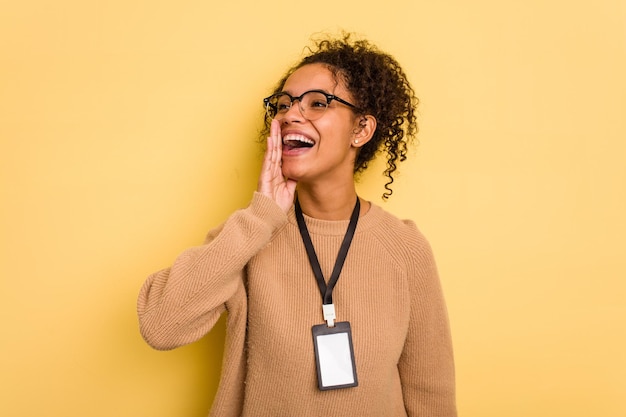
[{"x1": 1, "y1": 0, "x2": 625, "y2": 416}]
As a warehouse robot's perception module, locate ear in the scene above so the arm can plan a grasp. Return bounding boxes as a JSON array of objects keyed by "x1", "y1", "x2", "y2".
[{"x1": 351, "y1": 115, "x2": 377, "y2": 148}]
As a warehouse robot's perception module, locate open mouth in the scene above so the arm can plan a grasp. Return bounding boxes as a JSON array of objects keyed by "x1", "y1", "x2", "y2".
[{"x1": 283, "y1": 134, "x2": 315, "y2": 150}]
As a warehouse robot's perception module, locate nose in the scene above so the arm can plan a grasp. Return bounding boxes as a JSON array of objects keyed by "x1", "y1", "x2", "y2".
[{"x1": 279, "y1": 99, "x2": 306, "y2": 123}]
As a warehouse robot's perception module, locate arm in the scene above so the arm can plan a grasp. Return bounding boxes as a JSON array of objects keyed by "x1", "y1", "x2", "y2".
[
  {"x1": 399, "y1": 228, "x2": 457, "y2": 416},
  {"x1": 138, "y1": 119, "x2": 295, "y2": 350},
  {"x1": 137, "y1": 192, "x2": 287, "y2": 350}
]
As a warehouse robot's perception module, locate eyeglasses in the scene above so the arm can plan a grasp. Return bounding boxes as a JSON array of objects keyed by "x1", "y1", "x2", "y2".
[{"x1": 263, "y1": 89, "x2": 358, "y2": 121}]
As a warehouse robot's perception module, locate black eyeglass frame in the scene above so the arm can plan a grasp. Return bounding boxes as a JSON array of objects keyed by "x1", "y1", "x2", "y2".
[{"x1": 263, "y1": 89, "x2": 360, "y2": 120}]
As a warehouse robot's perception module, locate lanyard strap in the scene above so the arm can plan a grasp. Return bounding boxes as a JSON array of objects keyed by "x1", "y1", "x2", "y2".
[{"x1": 294, "y1": 196, "x2": 360, "y2": 306}]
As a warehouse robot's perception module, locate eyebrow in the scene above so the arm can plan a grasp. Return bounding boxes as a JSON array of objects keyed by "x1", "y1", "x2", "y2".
[{"x1": 280, "y1": 88, "x2": 333, "y2": 96}]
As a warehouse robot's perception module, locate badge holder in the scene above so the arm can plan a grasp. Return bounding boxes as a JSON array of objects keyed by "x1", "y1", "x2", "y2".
[{"x1": 311, "y1": 318, "x2": 358, "y2": 390}]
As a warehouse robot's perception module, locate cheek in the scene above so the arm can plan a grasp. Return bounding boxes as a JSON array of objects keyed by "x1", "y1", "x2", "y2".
[{"x1": 315, "y1": 116, "x2": 357, "y2": 145}]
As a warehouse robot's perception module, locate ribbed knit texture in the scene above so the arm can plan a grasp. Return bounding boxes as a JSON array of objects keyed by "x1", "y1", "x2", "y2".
[{"x1": 138, "y1": 192, "x2": 457, "y2": 417}]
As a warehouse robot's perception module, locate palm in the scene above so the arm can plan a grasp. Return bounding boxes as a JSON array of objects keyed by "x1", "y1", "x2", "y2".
[{"x1": 257, "y1": 119, "x2": 297, "y2": 212}]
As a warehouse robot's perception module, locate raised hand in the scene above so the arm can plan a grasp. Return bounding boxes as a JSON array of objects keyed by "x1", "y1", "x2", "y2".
[{"x1": 257, "y1": 119, "x2": 297, "y2": 212}]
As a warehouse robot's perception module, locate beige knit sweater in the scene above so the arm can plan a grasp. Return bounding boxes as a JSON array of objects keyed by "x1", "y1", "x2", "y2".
[{"x1": 138, "y1": 192, "x2": 456, "y2": 417}]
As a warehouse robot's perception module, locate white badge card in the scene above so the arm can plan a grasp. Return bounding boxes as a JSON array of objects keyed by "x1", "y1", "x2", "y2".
[{"x1": 311, "y1": 321, "x2": 358, "y2": 390}]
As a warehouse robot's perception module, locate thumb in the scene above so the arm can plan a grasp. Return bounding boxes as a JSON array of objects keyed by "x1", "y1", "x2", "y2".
[{"x1": 285, "y1": 178, "x2": 297, "y2": 196}]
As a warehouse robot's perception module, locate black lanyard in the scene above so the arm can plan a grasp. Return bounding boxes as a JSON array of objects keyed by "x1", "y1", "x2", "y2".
[{"x1": 294, "y1": 196, "x2": 360, "y2": 308}]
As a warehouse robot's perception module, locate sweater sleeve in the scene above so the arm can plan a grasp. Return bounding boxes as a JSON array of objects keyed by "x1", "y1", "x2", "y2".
[
  {"x1": 398, "y1": 224, "x2": 457, "y2": 416},
  {"x1": 137, "y1": 192, "x2": 287, "y2": 350}
]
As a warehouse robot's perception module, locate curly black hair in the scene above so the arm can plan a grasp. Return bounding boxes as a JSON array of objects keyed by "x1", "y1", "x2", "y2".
[{"x1": 261, "y1": 32, "x2": 418, "y2": 199}]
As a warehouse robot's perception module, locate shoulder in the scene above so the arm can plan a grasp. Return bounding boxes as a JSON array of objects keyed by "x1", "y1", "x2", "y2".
[
  {"x1": 360, "y1": 203, "x2": 435, "y2": 269},
  {"x1": 364, "y1": 205, "x2": 443, "y2": 304}
]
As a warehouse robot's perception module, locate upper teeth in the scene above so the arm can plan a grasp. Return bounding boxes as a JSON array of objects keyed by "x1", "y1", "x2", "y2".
[{"x1": 283, "y1": 134, "x2": 314, "y2": 145}]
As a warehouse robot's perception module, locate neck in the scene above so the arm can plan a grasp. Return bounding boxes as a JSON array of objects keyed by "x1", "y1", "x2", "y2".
[{"x1": 296, "y1": 182, "x2": 368, "y2": 220}]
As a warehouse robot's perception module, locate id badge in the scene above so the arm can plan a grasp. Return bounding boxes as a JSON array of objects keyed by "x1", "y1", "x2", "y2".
[{"x1": 311, "y1": 321, "x2": 358, "y2": 390}]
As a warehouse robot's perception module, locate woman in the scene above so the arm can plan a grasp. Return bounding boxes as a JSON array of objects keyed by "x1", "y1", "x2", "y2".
[{"x1": 138, "y1": 34, "x2": 456, "y2": 417}]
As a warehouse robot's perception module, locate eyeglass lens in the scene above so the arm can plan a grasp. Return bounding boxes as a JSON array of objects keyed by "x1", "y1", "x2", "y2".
[{"x1": 268, "y1": 91, "x2": 329, "y2": 121}]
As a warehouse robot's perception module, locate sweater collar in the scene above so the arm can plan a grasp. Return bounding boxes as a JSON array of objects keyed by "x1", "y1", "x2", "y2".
[{"x1": 287, "y1": 202, "x2": 380, "y2": 236}]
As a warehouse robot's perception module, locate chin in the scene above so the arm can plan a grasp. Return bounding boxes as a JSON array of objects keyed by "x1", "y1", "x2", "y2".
[
  {"x1": 282, "y1": 170, "x2": 304, "y2": 182},
  {"x1": 281, "y1": 164, "x2": 305, "y2": 181}
]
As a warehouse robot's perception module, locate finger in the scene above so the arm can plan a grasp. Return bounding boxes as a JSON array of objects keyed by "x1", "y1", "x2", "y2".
[
  {"x1": 270, "y1": 119, "x2": 281, "y2": 165},
  {"x1": 271, "y1": 118, "x2": 281, "y2": 144},
  {"x1": 262, "y1": 134, "x2": 273, "y2": 173}
]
